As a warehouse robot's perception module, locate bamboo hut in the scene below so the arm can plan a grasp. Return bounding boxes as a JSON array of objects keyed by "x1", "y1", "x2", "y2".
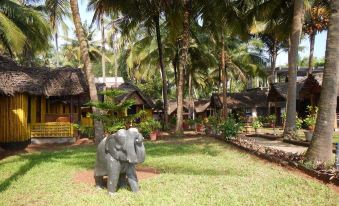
[{"x1": 0, "y1": 56, "x2": 88, "y2": 148}]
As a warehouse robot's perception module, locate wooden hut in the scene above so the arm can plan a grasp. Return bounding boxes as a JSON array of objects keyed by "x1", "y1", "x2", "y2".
[
  {"x1": 0, "y1": 56, "x2": 88, "y2": 148},
  {"x1": 115, "y1": 82, "x2": 154, "y2": 118},
  {"x1": 267, "y1": 78, "x2": 306, "y2": 124},
  {"x1": 299, "y1": 73, "x2": 339, "y2": 128},
  {"x1": 210, "y1": 88, "x2": 269, "y2": 119}
]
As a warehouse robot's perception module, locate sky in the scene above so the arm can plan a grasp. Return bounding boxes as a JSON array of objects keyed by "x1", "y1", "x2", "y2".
[{"x1": 66, "y1": 1, "x2": 327, "y2": 67}]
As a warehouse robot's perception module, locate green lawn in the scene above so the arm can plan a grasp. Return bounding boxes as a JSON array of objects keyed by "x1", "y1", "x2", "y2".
[{"x1": 0, "y1": 137, "x2": 338, "y2": 206}]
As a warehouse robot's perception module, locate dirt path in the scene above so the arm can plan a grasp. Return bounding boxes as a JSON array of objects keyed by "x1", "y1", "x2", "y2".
[{"x1": 250, "y1": 137, "x2": 308, "y2": 154}]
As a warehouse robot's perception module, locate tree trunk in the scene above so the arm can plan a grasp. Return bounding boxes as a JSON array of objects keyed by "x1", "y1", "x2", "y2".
[
  {"x1": 270, "y1": 39, "x2": 277, "y2": 84},
  {"x1": 101, "y1": 17, "x2": 106, "y2": 85},
  {"x1": 283, "y1": 0, "x2": 304, "y2": 140},
  {"x1": 55, "y1": 32, "x2": 59, "y2": 67},
  {"x1": 154, "y1": 14, "x2": 169, "y2": 129},
  {"x1": 305, "y1": 0, "x2": 339, "y2": 163},
  {"x1": 221, "y1": 33, "x2": 228, "y2": 119},
  {"x1": 70, "y1": 0, "x2": 104, "y2": 144},
  {"x1": 308, "y1": 32, "x2": 315, "y2": 75},
  {"x1": 175, "y1": 0, "x2": 191, "y2": 135},
  {"x1": 188, "y1": 71, "x2": 193, "y2": 119}
]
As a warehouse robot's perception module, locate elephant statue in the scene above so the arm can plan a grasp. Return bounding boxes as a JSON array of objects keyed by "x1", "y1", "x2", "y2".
[{"x1": 94, "y1": 128, "x2": 146, "y2": 195}]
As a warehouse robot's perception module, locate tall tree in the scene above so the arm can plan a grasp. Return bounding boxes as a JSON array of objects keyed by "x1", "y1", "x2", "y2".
[
  {"x1": 303, "y1": 0, "x2": 330, "y2": 74},
  {"x1": 175, "y1": 0, "x2": 191, "y2": 134},
  {"x1": 283, "y1": 0, "x2": 304, "y2": 139},
  {"x1": 305, "y1": 0, "x2": 339, "y2": 163},
  {"x1": 69, "y1": 0, "x2": 104, "y2": 143},
  {"x1": 45, "y1": 0, "x2": 70, "y2": 67}
]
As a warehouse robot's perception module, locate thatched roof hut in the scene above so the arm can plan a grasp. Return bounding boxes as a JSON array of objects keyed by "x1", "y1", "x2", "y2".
[
  {"x1": 115, "y1": 82, "x2": 155, "y2": 108},
  {"x1": 267, "y1": 78, "x2": 306, "y2": 102},
  {"x1": 211, "y1": 88, "x2": 268, "y2": 110},
  {"x1": 0, "y1": 56, "x2": 88, "y2": 97}
]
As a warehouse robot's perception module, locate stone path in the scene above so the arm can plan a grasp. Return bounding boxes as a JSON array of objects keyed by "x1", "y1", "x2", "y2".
[{"x1": 251, "y1": 137, "x2": 308, "y2": 154}]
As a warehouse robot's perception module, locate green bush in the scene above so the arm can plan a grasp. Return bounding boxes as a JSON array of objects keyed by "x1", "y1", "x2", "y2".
[
  {"x1": 296, "y1": 116, "x2": 303, "y2": 130},
  {"x1": 303, "y1": 106, "x2": 318, "y2": 129},
  {"x1": 252, "y1": 119, "x2": 263, "y2": 129},
  {"x1": 220, "y1": 117, "x2": 243, "y2": 140},
  {"x1": 207, "y1": 115, "x2": 221, "y2": 133},
  {"x1": 73, "y1": 124, "x2": 94, "y2": 139},
  {"x1": 138, "y1": 118, "x2": 161, "y2": 138}
]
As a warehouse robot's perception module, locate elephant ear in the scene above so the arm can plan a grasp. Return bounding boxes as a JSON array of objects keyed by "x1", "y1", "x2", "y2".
[
  {"x1": 105, "y1": 132, "x2": 128, "y2": 161},
  {"x1": 135, "y1": 133, "x2": 146, "y2": 163}
]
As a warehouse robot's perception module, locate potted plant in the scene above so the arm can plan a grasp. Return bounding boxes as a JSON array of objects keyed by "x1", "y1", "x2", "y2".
[
  {"x1": 303, "y1": 106, "x2": 318, "y2": 142},
  {"x1": 186, "y1": 119, "x2": 195, "y2": 130},
  {"x1": 252, "y1": 119, "x2": 263, "y2": 134},
  {"x1": 195, "y1": 117, "x2": 204, "y2": 133},
  {"x1": 139, "y1": 119, "x2": 161, "y2": 141}
]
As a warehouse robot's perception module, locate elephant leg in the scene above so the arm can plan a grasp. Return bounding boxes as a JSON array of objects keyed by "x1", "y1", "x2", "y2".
[
  {"x1": 107, "y1": 157, "x2": 121, "y2": 194},
  {"x1": 94, "y1": 176, "x2": 105, "y2": 189},
  {"x1": 126, "y1": 164, "x2": 139, "y2": 192},
  {"x1": 118, "y1": 173, "x2": 128, "y2": 189}
]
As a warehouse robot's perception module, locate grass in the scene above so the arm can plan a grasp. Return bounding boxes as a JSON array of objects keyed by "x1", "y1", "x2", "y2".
[{"x1": 0, "y1": 137, "x2": 338, "y2": 206}]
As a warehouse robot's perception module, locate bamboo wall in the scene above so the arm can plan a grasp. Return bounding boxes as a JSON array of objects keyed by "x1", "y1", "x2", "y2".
[{"x1": 0, "y1": 94, "x2": 29, "y2": 143}]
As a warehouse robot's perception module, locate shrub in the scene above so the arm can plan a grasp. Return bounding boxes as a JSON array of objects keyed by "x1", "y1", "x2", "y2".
[
  {"x1": 252, "y1": 119, "x2": 263, "y2": 129},
  {"x1": 296, "y1": 116, "x2": 303, "y2": 130},
  {"x1": 220, "y1": 117, "x2": 243, "y2": 140},
  {"x1": 303, "y1": 106, "x2": 318, "y2": 130},
  {"x1": 138, "y1": 118, "x2": 161, "y2": 138},
  {"x1": 207, "y1": 115, "x2": 221, "y2": 133}
]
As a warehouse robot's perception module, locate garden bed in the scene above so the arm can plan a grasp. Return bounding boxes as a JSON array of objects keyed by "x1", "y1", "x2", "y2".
[{"x1": 214, "y1": 135, "x2": 339, "y2": 186}]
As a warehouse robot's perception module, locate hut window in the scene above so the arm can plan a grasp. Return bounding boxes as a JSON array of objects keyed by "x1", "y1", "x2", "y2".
[
  {"x1": 36, "y1": 97, "x2": 42, "y2": 123},
  {"x1": 46, "y1": 100, "x2": 49, "y2": 113},
  {"x1": 63, "y1": 105, "x2": 66, "y2": 114}
]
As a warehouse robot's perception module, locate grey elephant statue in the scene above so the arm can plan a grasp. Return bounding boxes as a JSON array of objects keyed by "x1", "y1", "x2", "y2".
[{"x1": 94, "y1": 128, "x2": 145, "y2": 195}]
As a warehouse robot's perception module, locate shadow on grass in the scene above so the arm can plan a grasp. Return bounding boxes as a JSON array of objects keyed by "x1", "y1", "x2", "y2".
[{"x1": 0, "y1": 146, "x2": 95, "y2": 193}]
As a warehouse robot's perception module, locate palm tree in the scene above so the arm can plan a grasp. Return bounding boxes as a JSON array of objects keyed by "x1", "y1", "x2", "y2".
[
  {"x1": 45, "y1": 0, "x2": 70, "y2": 67},
  {"x1": 175, "y1": 0, "x2": 191, "y2": 134},
  {"x1": 88, "y1": 0, "x2": 174, "y2": 128},
  {"x1": 69, "y1": 0, "x2": 104, "y2": 143},
  {"x1": 303, "y1": 0, "x2": 330, "y2": 74},
  {"x1": 0, "y1": 0, "x2": 51, "y2": 57},
  {"x1": 283, "y1": 0, "x2": 304, "y2": 139},
  {"x1": 305, "y1": 0, "x2": 339, "y2": 163}
]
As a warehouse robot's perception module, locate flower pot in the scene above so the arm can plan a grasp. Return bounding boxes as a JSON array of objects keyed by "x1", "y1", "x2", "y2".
[
  {"x1": 150, "y1": 131, "x2": 157, "y2": 141},
  {"x1": 304, "y1": 131, "x2": 313, "y2": 142},
  {"x1": 196, "y1": 124, "x2": 203, "y2": 133}
]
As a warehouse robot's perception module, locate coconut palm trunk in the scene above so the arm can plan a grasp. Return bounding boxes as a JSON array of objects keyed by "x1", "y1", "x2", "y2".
[
  {"x1": 55, "y1": 32, "x2": 59, "y2": 67},
  {"x1": 305, "y1": 0, "x2": 339, "y2": 163},
  {"x1": 101, "y1": 17, "x2": 106, "y2": 84},
  {"x1": 283, "y1": 0, "x2": 304, "y2": 139},
  {"x1": 221, "y1": 32, "x2": 228, "y2": 119},
  {"x1": 270, "y1": 39, "x2": 278, "y2": 83},
  {"x1": 154, "y1": 14, "x2": 169, "y2": 129},
  {"x1": 308, "y1": 32, "x2": 315, "y2": 74},
  {"x1": 175, "y1": 0, "x2": 191, "y2": 134},
  {"x1": 70, "y1": 0, "x2": 104, "y2": 143}
]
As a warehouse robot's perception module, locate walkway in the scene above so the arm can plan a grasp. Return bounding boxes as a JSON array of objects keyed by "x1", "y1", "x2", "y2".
[{"x1": 250, "y1": 136, "x2": 308, "y2": 154}]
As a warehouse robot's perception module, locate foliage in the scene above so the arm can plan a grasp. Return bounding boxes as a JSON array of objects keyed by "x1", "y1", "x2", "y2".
[
  {"x1": 296, "y1": 116, "x2": 303, "y2": 130},
  {"x1": 220, "y1": 116, "x2": 243, "y2": 140},
  {"x1": 303, "y1": 106, "x2": 318, "y2": 129},
  {"x1": 252, "y1": 119, "x2": 263, "y2": 129},
  {"x1": 88, "y1": 89, "x2": 146, "y2": 134},
  {"x1": 73, "y1": 124, "x2": 94, "y2": 139},
  {"x1": 267, "y1": 115, "x2": 277, "y2": 124},
  {"x1": 207, "y1": 115, "x2": 221, "y2": 132},
  {"x1": 138, "y1": 118, "x2": 161, "y2": 138}
]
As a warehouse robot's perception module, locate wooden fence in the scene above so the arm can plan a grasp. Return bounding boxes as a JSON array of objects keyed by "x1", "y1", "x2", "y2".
[{"x1": 29, "y1": 122, "x2": 73, "y2": 138}]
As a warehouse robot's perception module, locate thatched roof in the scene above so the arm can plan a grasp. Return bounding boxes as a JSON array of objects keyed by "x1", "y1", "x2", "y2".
[
  {"x1": 267, "y1": 78, "x2": 306, "y2": 102},
  {"x1": 0, "y1": 56, "x2": 88, "y2": 97},
  {"x1": 167, "y1": 99, "x2": 210, "y2": 115},
  {"x1": 211, "y1": 88, "x2": 268, "y2": 109},
  {"x1": 115, "y1": 82, "x2": 155, "y2": 108}
]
